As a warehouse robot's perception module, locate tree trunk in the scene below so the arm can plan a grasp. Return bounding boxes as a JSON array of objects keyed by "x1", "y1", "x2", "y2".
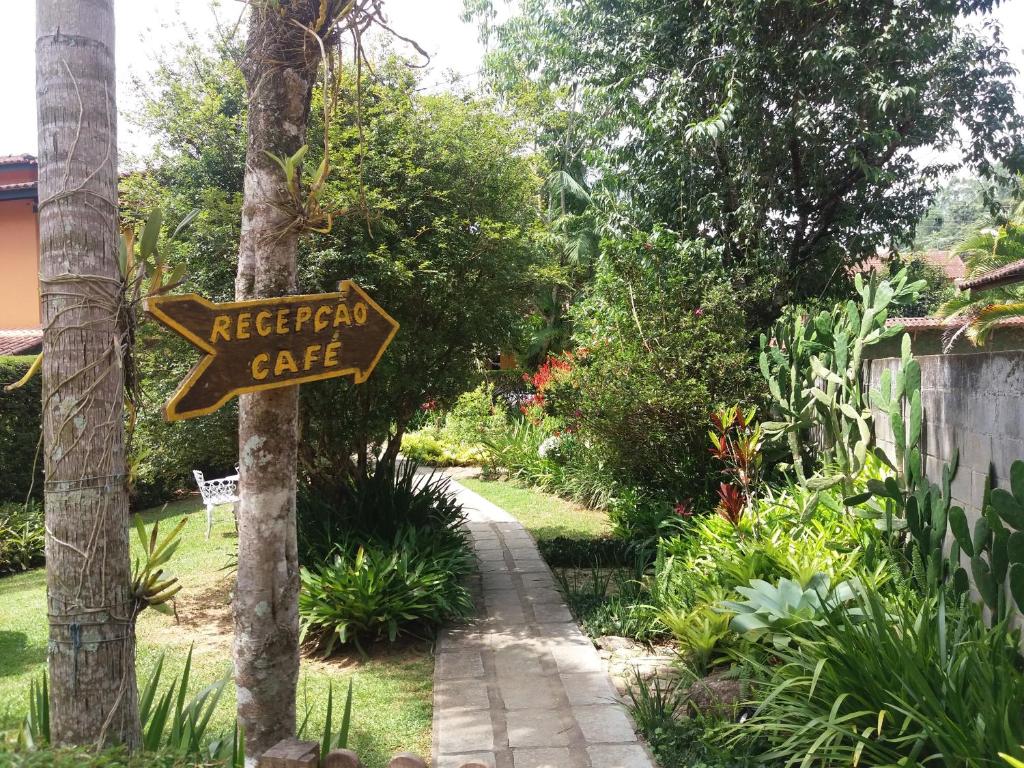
[
  {"x1": 234, "y1": 4, "x2": 323, "y2": 762},
  {"x1": 36, "y1": 0, "x2": 140, "y2": 748}
]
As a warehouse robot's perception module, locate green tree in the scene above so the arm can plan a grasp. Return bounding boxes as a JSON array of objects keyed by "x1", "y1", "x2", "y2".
[
  {"x1": 299, "y1": 61, "x2": 540, "y2": 479},
  {"x1": 132, "y1": 44, "x2": 540, "y2": 486},
  {"x1": 467, "y1": 0, "x2": 1024, "y2": 321},
  {"x1": 913, "y1": 173, "x2": 1006, "y2": 251}
]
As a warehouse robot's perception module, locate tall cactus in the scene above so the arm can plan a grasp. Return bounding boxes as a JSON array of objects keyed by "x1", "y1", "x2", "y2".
[{"x1": 760, "y1": 269, "x2": 924, "y2": 499}]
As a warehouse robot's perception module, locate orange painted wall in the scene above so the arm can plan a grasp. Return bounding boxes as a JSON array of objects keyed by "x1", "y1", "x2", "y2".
[{"x1": 0, "y1": 198, "x2": 40, "y2": 328}]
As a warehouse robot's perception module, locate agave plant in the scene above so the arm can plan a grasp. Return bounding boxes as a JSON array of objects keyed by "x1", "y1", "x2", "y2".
[{"x1": 722, "y1": 574, "x2": 861, "y2": 647}]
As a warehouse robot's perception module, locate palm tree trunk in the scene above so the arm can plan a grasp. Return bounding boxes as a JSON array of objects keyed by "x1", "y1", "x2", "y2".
[
  {"x1": 233, "y1": 4, "x2": 323, "y2": 761},
  {"x1": 36, "y1": 0, "x2": 140, "y2": 748}
]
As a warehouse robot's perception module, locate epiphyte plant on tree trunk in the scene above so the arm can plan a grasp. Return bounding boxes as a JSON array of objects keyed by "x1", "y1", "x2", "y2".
[
  {"x1": 232, "y1": 1, "x2": 422, "y2": 761},
  {"x1": 35, "y1": 0, "x2": 144, "y2": 747}
]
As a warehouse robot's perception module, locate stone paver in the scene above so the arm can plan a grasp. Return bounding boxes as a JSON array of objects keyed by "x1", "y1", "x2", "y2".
[{"x1": 433, "y1": 477, "x2": 656, "y2": 768}]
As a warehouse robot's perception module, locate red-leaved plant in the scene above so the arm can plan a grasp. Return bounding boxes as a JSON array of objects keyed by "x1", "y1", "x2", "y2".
[{"x1": 709, "y1": 405, "x2": 764, "y2": 528}]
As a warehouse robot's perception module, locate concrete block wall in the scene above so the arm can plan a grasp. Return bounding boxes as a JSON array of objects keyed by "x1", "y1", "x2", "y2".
[{"x1": 864, "y1": 328, "x2": 1024, "y2": 523}]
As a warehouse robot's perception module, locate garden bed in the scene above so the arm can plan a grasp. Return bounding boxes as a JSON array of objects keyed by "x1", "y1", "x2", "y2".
[{"x1": 0, "y1": 499, "x2": 433, "y2": 767}]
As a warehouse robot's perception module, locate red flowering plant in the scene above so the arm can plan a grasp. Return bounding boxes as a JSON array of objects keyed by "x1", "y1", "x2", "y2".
[
  {"x1": 521, "y1": 353, "x2": 574, "y2": 425},
  {"x1": 709, "y1": 405, "x2": 764, "y2": 528}
]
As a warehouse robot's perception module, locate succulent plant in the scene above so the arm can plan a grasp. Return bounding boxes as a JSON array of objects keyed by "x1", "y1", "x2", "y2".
[
  {"x1": 760, "y1": 269, "x2": 924, "y2": 503},
  {"x1": 948, "y1": 459, "x2": 1024, "y2": 618},
  {"x1": 721, "y1": 574, "x2": 862, "y2": 647}
]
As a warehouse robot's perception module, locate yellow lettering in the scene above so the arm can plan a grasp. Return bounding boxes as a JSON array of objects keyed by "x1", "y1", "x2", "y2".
[
  {"x1": 303, "y1": 344, "x2": 322, "y2": 371},
  {"x1": 210, "y1": 315, "x2": 232, "y2": 343},
  {"x1": 274, "y1": 350, "x2": 299, "y2": 376},
  {"x1": 255, "y1": 311, "x2": 273, "y2": 337},
  {"x1": 314, "y1": 305, "x2": 332, "y2": 333},
  {"x1": 353, "y1": 302, "x2": 368, "y2": 325},
  {"x1": 324, "y1": 341, "x2": 341, "y2": 368},
  {"x1": 334, "y1": 304, "x2": 351, "y2": 327},
  {"x1": 236, "y1": 312, "x2": 252, "y2": 340},
  {"x1": 276, "y1": 309, "x2": 290, "y2": 335},
  {"x1": 251, "y1": 353, "x2": 270, "y2": 381},
  {"x1": 295, "y1": 306, "x2": 313, "y2": 332}
]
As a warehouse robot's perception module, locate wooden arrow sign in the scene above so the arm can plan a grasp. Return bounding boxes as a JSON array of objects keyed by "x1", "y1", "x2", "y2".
[{"x1": 146, "y1": 280, "x2": 399, "y2": 421}]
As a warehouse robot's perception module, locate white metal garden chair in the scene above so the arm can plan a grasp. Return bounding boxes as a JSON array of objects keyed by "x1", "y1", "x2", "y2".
[{"x1": 193, "y1": 468, "x2": 240, "y2": 538}]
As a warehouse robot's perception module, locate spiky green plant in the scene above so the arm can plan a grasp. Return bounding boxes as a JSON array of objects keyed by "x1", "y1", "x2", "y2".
[{"x1": 760, "y1": 270, "x2": 924, "y2": 501}]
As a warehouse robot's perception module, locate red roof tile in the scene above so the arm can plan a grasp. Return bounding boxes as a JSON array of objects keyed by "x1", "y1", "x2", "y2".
[
  {"x1": 854, "y1": 250, "x2": 964, "y2": 282},
  {"x1": 0, "y1": 329, "x2": 42, "y2": 356},
  {"x1": 956, "y1": 258, "x2": 1024, "y2": 292},
  {"x1": 0, "y1": 154, "x2": 36, "y2": 166},
  {"x1": 921, "y1": 250, "x2": 965, "y2": 281},
  {"x1": 886, "y1": 316, "x2": 1024, "y2": 331},
  {"x1": 0, "y1": 181, "x2": 37, "y2": 192}
]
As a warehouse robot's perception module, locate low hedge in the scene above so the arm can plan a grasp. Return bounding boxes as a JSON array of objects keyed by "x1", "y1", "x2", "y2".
[
  {"x1": 537, "y1": 536, "x2": 634, "y2": 568},
  {"x1": 0, "y1": 356, "x2": 43, "y2": 503}
]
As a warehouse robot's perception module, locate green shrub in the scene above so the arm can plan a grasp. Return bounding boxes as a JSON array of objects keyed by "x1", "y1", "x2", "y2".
[
  {"x1": 555, "y1": 566, "x2": 670, "y2": 643},
  {"x1": 0, "y1": 357, "x2": 43, "y2": 503},
  {"x1": 400, "y1": 429, "x2": 481, "y2": 467},
  {"x1": 13, "y1": 647, "x2": 240, "y2": 766},
  {"x1": 483, "y1": 419, "x2": 618, "y2": 509},
  {"x1": 401, "y1": 384, "x2": 509, "y2": 467},
  {"x1": 443, "y1": 383, "x2": 508, "y2": 448},
  {"x1": 296, "y1": 462, "x2": 465, "y2": 565},
  {"x1": 0, "y1": 747, "x2": 219, "y2": 768},
  {"x1": 563, "y1": 233, "x2": 757, "y2": 502},
  {"x1": 131, "y1": 334, "x2": 238, "y2": 509},
  {"x1": 607, "y1": 489, "x2": 684, "y2": 544},
  {"x1": 0, "y1": 502, "x2": 44, "y2": 576},
  {"x1": 299, "y1": 527, "x2": 475, "y2": 654}
]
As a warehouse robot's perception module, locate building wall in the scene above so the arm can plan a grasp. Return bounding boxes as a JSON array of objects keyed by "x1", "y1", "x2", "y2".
[
  {"x1": 864, "y1": 330, "x2": 1024, "y2": 523},
  {"x1": 0, "y1": 198, "x2": 40, "y2": 328}
]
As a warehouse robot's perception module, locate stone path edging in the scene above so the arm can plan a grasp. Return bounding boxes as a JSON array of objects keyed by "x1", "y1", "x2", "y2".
[{"x1": 432, "y1": 477, "x2": 656, "y2": 768}]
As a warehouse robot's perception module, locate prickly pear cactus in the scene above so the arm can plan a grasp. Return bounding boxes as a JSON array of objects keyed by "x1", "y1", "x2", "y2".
[
  {"x1": 759, "y1": 269, "x2": 924, "y2": 500},
  {"x1": 949, "y1": 459, "x2": 1024, "y2": 617}
]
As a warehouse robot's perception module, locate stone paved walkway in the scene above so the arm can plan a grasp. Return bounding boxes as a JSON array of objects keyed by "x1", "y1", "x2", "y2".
[{"x1": 432, "y1": 477, "x2": 656, "y2": 768}]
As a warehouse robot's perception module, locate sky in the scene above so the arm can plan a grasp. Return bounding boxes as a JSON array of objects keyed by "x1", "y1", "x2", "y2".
[
  {"x1": 0, "y1": 0, "x2": 488, "y2": 155},
  {"x1": 1, "y1": 1, "x2": 1024, "y2": 157}
]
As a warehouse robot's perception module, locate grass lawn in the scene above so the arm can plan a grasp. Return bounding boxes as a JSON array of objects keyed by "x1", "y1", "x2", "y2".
[
  {"x1": 459, "y1": 478, "x2": 611, "y2": 541},
  {"x1": 0, "y1": 499, "x2": 432, "y2": 766}
]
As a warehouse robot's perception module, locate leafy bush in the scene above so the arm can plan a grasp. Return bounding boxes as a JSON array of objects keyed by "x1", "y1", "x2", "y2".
[
  {"x1": 443, "y1": 383, "x2": 508, "y2": 447},
  {"x1": 296, "y1": 461, "x2": 465, "y2": 564},
  {"x1": 15, "y1": 648, "x2": 240, "y2": 766},
  {"x1": 402, "y1": 384, "x2": 510, "y2": 467},
  {"x1": 0, "y1": 357, "x2": 43, "y2": 503},
  {"x1": 607, "y1": 490, "x2": 686, "y2": 544},
  {"x1": 400, "y1": 430, "x2": 480, "y2": 467},
  {"x1": 562, "y1": 233, "x2": 757, "y2": 502},
  {"x1": 627, "y1": 681, "x2": 757, "y2": 768},
  {"x1": 0, "y1": 747, "x2": 219, "y2": 768},
  {"x1": 299, "y1": 527, "x2": 475, "y2": 654},
  {"x1": 131, "y1": 333, "x2": 238, "y2": 510},
  {"x1": 295, "y1": 461, "x2": 474, "y2": 653},
  {"x1": 483, "y1": 419, "x2": 618, "y2": 509},
  {"x1": 0, "y1": 502, "x2": 44, "y2": 576}
]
